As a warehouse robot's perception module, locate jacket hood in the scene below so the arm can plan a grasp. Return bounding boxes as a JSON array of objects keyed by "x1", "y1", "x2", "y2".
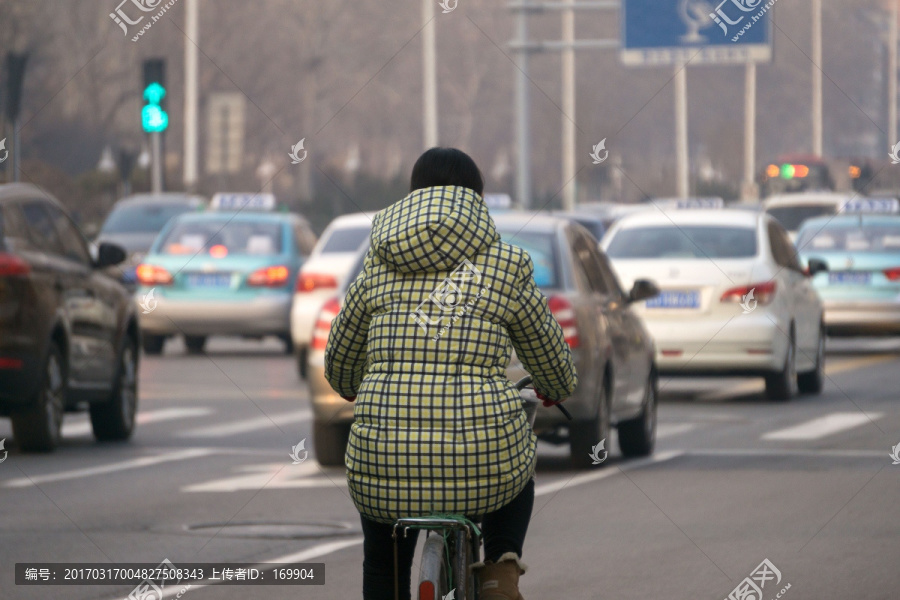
[{"x1": 371, "y1": 186, "x2": 500, "y2": 273}]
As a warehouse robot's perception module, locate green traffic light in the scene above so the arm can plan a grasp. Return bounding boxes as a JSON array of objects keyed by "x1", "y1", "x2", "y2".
[
  {"x1": 142, "y1": 104, "x2": 169, "y2": 133},
  {"x1": 780, "y1": 163, "x2": 795, "y2": 179},
  {"x1": 143, "y1": 82, "x2": 166, "y2": 105}
]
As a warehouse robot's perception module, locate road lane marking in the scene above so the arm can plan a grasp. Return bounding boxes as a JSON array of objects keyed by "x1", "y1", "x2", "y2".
[
  {"x1": 61, "y1": 408, "x2": 213, "y2": 437},
  {"x1": 4, "y1": 448, "x2": 215, "y2": 488},
  {"x1": 178, "y1": 409, "x2": 312, "y2": 438},
  {"x1": 680, "y1": 448, "x2": 888, "y2": 458},
  {"x1": 103, "y1": 538, "x2": 364, "y2": 600},
  {"x1": 697, "y1": 355, "x2": 896, "y2": 402},
  {"x1": 534, "y1": 451, "x2": 682, "y2": 497},
  {"x1": 656, "y1": 423, "x2": 697, "y2": 439},
  {"x1": 762, "y1": 412, "x2": 883, "y2": 441},
  {"x1": 182, "y1": 460, "x2": 348, "y2": 492}
]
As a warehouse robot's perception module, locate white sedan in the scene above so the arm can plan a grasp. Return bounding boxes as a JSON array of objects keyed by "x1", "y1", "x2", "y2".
[
  {"x1": 289, "y1": 212, "x2": 372, "y2": 377},
  {"x1": 601, "y1": 209, "x2": 827, "y2": 401}
]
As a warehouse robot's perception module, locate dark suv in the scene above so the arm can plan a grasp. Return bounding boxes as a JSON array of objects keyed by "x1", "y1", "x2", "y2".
[{"x1": 0, "y1": 184, "x2": 140, "y2": 452}]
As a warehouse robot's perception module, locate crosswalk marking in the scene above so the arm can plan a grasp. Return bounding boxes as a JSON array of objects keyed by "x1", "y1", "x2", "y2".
[
  {"x1": 762, "y1": 412, "x2": 882, "y2": 441},
  {"x1": 61, "y1": 407, "x2": 213, "y2": 437},
  {"x1": 4, "y1": 448, "x2": 215, "y2": 488},
  {"x1": 178, "y1": 409, "x2": 312, "y2": 438},
  {"x1": 182, "y1": 460, "x2": 348, "y2": 492}
]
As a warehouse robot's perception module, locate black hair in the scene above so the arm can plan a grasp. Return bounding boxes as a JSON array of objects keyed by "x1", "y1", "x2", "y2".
[{"x1": 410, "y1": 147, "x2": 484, "y2": 197}]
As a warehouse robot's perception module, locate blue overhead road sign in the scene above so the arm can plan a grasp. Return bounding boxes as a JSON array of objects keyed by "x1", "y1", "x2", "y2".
[{"x1": 621, "y1": 0, "x2": 773, "y2": 66}]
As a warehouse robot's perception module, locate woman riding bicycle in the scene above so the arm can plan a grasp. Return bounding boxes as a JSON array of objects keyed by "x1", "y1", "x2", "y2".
[{"x1": 325, "y1": 147, "x2": 577, "y2": 600}]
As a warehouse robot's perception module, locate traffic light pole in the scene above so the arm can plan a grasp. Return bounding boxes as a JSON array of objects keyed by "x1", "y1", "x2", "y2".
[{"x1": 150, "y1": 132, "x2": 163, "y2": 193}]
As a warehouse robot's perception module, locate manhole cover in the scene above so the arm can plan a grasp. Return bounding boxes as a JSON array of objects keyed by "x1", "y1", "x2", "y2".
[{"x1": 186, "y1": 521, "x2": 358, "y2": 540}]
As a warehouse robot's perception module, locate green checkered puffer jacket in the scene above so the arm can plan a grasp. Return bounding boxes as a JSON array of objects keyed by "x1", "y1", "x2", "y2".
[{"x1": 325, "y1": 185, "x2": 577, "y2": 524}]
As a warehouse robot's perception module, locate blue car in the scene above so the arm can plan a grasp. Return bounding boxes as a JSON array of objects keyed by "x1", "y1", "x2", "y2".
[
  {"x1": 797, "y1": 213, "x2": 900, "y2": 336},
  {"x1": 136, "y1": 194, "x2": 317, "y2": 354}
]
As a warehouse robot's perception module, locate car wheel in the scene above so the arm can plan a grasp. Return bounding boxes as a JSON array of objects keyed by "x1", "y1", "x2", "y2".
[
  {"x1": 11, "y1": 342, "x2": 66, "y2": 452},
  {"x1": 618, "y1": 369, "x2": 658, "y2": 458},
  {"x1": 185, "y1": 336, "x2": 206, "y2": 354},
  {"x1": 569, "y1": 380, "x2": 610, "y2": 469},
  {"x1": 765, "y1": 332, "x2": 797, "y2": 401},
  {"x1": 90, "y1": 336, "x2": 138, "y2": 442},
  {"x1": 296, "y1": 347, "x2": 308, "y2": 379},
  {"x1": 142, "y1": 334, "x2": 165, "y2": 355},
  {"x1": 280, "y1": 335, "x2": 294, "y2": 355},
  {"x1": 313, "y1": 420, "x2": 350, "y2": 467},
  {"x1": 798, "y1": 327, "x2": 825, "y2": 395}
]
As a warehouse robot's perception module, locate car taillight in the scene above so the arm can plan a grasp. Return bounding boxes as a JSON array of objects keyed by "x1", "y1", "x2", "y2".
[
  {"x1": 311, "y1": 297, "x2": 342, "y2": 350},
  {"x1": 136, "y1": 264, "x2": 173, "y2": 285},
  {"x1": 884, "y1": 267, "x2": 900, "y2": 281},
  {"x1": 295, "y1": 272, "x2": 338, "y2": 293},
  {"x1": 0, "y1": 253, "x2": 30, "y2": 276},
  {"x1": 248, "y1": 265, "x2": 290, "y2": 287},
  {"x1": 720, "y1": 281, "x2": 776, "y2": 304},
  {"x1": 548, "y1": 295, "x2": 580, "y2": 348}
]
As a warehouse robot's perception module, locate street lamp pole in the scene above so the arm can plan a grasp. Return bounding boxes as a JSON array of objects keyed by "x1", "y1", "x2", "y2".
[
  {"x1": 890, "y1": 0, "x2": 898, "y2": 145},
  {"x1": 183, "y1": 0, "x2": 199, "y2": 191},
  {"x1": 561, "y1": 0, "x2": 577, "y2": 210},
  {"x1": 422, "y1": 0, "x2": 439, "y2": 149},
  {"x1": 812, "y1": 0, "x2": 823, "y2": 156}
]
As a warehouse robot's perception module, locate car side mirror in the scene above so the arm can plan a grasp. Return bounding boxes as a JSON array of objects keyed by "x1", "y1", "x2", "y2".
[
  {"x1": 628, "y1": 279, "x2": 660, "y2": 303},
  {"x1": 95, "y1": 242, "x2": 127, "y2": 268},
  {"x1": 806, "y1": 257, "x2": 828, "y2": 277}
]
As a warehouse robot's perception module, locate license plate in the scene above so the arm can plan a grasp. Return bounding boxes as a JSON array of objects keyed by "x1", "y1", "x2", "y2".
[
  {"x1": 186, "y1": 273, "x2": 232, "y2": 287},
  {"x1": 645, "y1": 290, "x2": 700, "y2": 309},
  {"x1": 828, "y1": 272, "x2": 871, "y2": 285}
]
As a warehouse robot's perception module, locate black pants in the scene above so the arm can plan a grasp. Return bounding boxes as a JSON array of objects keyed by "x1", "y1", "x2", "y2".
[{"x1": 360, "y1": 478, "x2": 535, "y2": 600}]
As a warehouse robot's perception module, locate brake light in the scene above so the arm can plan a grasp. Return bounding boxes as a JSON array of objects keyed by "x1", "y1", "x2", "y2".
[
  {"x1": 0, "y1": 358, "x2": 24, "y2": 369},
  {"x1": 296, "y1": 272, "x2": 338, "y2": 293},
  {"x1": 720, "y1": 281, "x2": 776, "y2": 305},
  {"x1": 311, "y1": 297, "x2": 342, "y2": 350},
  {"x1": 248, "y1": 265, "x2": 290, "y2": 287},
  {"x1": 136, "y1": 264, "x2": 173, "y2": 285},
  {"x1": 418, "y1": 581, "x2": 436, "y2": 600},
  {"x1": 0, "y1": 253, "x2": 30, "y2": 276},
  {"x1": 548, "y1": 295, "x2": 580, "y2": 348},
  {"x1": 884, "y1": 267, "x2": 900, "y2": 281}
]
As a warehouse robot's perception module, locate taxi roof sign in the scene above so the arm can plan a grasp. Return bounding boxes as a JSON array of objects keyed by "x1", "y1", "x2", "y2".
[
  {"x1": 839, "y1": 198, "x2": 900, "y2": 214},
  {"x1": 210, "y1": 193, "x2": 277, "y2": 212},
  {"x1": 654, "y1": 197, "x2": 724, "y2": 210}
]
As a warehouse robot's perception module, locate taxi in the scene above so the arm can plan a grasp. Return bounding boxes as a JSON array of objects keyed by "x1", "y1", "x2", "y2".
[
  {"x1": 136, "y1": 193, "x2": 316, "y2": 354},
  {"x1": 797, "y1": 198, "x2": 900, "y2": 336}
]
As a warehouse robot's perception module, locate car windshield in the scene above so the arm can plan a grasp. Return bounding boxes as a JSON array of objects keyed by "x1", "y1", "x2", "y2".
[
  {"x1": 320, "y1": 226, "x2": 370, "y2": 253},
  {"x1": 765, "y1": 204, "x2": 836, "y2": 231},
  {"x1": 497, "y1": 230, "x2": 559, "y2": 288},
  {"x1": 158, "y1": 220, "x2": 283, "y2": 256},
  {"x1": 101, "y1": 202, "x2": 197, "y2": 234},
  {"x1": 606, "y1": 225, "x2": 758, "y2": 259},
  {"x1": 797, "y1": 223, "x2": 900, "y2": 253}
]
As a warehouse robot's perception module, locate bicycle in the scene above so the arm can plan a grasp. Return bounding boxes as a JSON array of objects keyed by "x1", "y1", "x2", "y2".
[{"x1": 392, "y1": 375, "x2": 571, "y2": 600}]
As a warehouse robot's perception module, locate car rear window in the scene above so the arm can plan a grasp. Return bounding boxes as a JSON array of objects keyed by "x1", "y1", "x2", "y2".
[
  {"x1": 765, "y1": 204, "x2": 836, "y2": 231},
  {"x1": 606, "y1": 226, "x2": 758, "y2": 259},
  {"x1": 158, "y1": 220, "x2": 283, "y2": 256},
  {"x1": 497, "y1": 231, "x2": 559, "y2": 288},
  {"x1": 797, "y1": 223, "x2": 900, "y2": 253},
  {"x1": 101, "y1": 202, "x2": 197, "y2": 234},
  {"x1": 320, "y1": 226, "x2": 370, "y2": 253}
]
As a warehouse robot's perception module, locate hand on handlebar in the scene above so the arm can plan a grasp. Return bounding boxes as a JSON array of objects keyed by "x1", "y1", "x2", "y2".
[{"x1": 535, "y1": 390, "x2": 564, "y2": 408}]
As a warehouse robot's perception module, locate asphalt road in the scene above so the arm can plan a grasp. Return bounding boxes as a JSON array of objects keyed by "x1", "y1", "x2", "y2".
[{"x1": 1, "y1": 336, "x2": 898, "y2": 600}]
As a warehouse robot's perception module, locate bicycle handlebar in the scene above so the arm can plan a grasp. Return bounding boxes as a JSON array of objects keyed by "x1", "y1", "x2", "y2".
[{"x1": 513, "y1": 375, "x2": 572, "y2": 420}]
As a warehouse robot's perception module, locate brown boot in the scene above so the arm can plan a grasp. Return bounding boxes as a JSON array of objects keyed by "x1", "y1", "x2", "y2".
[{"x1": 473, "y1": 552, "x2": 527, "y2": 600}]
